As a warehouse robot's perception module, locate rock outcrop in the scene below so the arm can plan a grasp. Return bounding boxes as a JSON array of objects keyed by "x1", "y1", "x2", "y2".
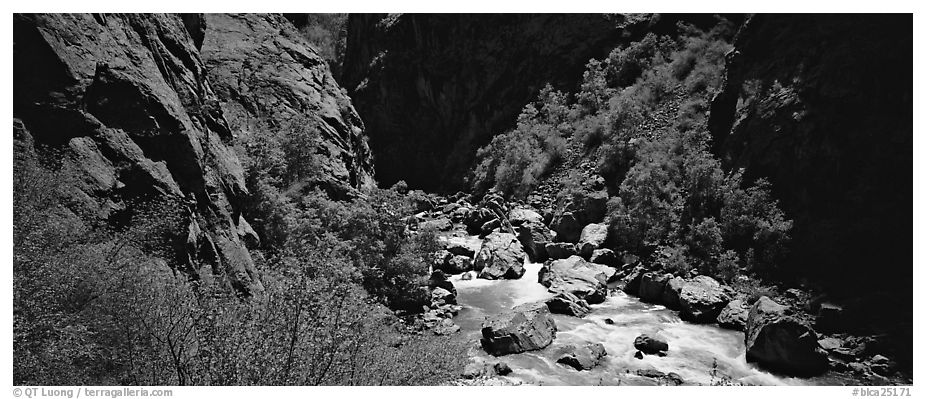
[
  {"x1": 201, "y1": 14, "x2": 375, "y2": 199},
  {"x1": 545, "y1": 292, "x2": 591, "y2": 317},
  {"x1": 638, "y1": 272, "x2": 672, "y2": 303},
  {"x1": 577, "y1": 223, "x2": 608, "y2": 258},
  {"x1": 556, "y1": 343, "x2": 608, "y2": 370},
  {"x1": 634, "y1": 333, "x2": 669, "y2": 356},
  {"x1": 717, "y1": 299, "x2": 749, "y2": 331},
  {"x1": 480, "y1": 302, "x2": 557, "y2": 356},
  {"x1": 709, "y1": 14, "x2": 911, "y2": 295},
  {"x1": 744, "y1": 296, "x2": 829, "y2": 376},
  {"x1": 475, "y1": 232, "x2": 527, "y2": 280},
  {"x1": 13, "y1": 13, "x2": 263, "y2": 295},
  {"x1": 678, "y1": 276, "x2": 731, "y2": 323},
  {"x1": 538, "y1": 256, "x2": 614, "y2": 304}
]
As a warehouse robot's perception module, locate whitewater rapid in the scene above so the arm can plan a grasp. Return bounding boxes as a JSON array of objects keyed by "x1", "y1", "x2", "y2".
[{"x1": 450, "y1": 260, "x2": 843, "y2": 386}]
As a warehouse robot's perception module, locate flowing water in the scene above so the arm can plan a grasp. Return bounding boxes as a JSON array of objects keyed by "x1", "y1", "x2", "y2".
[{"x1": 449, "y1": 256, "x2": 849, "y2": 386}]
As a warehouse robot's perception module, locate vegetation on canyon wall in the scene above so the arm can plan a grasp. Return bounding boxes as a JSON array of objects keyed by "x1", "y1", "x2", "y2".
[
  {"x1": 14, "y1": 131, "x2": 465, "y2": 386},
  {"x1": 471, "y1": 20, "x2": 791, "y2": 286}
]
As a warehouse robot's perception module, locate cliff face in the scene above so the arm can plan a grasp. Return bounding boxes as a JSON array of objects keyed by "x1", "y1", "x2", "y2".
[
  {"x1": 342, "y1": 13, "x2": 725, "y2": 192},
  {"x1": 201, "y1": 13, "x2": 374, "y2": 198},
  {"x1": 13, "y1": 13, "x2": 375, "y2": 296},
  {"x1": 709, "y1": 14, "x2": 912, "y2": 291}
]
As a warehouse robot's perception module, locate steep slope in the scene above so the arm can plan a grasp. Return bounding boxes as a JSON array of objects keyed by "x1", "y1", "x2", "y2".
[
  {"x1": 13, "y1": 13, "x2": 263, "y2": 295},
  {"x1": 709, "y1": 14, "x2": 912, "y2": 292},
  {"x1": 13, "y1": 13, "x2": 379, "y2": 296},
  {"x1": 342, "y1": 13, "x2": 732, "y2": 192},
  {"x1": 201, "y1": 13, "x2": 374, "y2": 198}
]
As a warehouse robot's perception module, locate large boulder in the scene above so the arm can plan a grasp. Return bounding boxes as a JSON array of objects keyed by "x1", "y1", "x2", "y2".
[
  {"x1": 545, "y1": 292, "x2": 591, "y2": 317},
  {"x1": 551, "y1": 190, "x2": 609, "y2": 242},
  {"x1": 745, "y1": 296, "x2": 829, "y2": 376},
  {"x1": 638, "y1": 272, "x2": 672, "y2": 303},
  {"x1": 634, "y1": 333, "x2": 669, "y2": 356},
  {"x1": 480, "y1": 302, "x2": 557, "y2": 356},
  {"x1": 443, "y1": 236, "x2": 480, "y2": 258},
  {"x1": 661, "y1": 276, "x2": 686, "y2": 310},
  {"x1": 679, "y1": 276, "x2": 731, "y2": 323},
  {"x1": 464, "y1": 207, "x2": 495, "y2": 234},
  {"x1": 509, "y1": 207, "x2": 544, "y2": 226},
  {"x1": 432, "y1": 250, "x2": 473, "y2": 274},
  {"x1": 577, "y1": 223, "x2": 608, "y2": 258},
  {"x1": 545, "y1": 242, "x2": 577, "y2": 260},
  {"x1": 515, "y1": 219, "x2": 553, "y2": 262},
  {"x1": 557, "y1": 343, "x2": 608, "y2": 370},
  {"x1": 475, "y1": 232, "x2": 527, "y2": 280},
  {"x1": 550, "y1": 211, "x2": 583, "y2": 244},
  {"x1": 621, "y1": 266, "x2": 646, "y2": 295},
  {"x1": 717, "y1": 299, "x2": 749, "y2": 331},
  {"x1": 539, "y1": 256, "x2": 614, "y2": 304}
]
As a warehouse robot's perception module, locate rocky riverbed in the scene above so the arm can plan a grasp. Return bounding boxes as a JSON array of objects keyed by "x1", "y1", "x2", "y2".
[{"x1": 405, "y1": 190, "x2": 910, "y2": 386}]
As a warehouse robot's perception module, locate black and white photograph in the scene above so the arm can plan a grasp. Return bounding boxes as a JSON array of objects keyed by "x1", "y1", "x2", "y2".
[{"x1": 8, "y1": 3, "x2": 918, "y2": 394}]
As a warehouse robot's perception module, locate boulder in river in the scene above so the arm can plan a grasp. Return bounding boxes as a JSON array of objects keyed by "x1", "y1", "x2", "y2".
[
  {"x1": 634, "y1": 332, "x2": 669, "y2": 356},
  {"x1": 639, "y1": 272, "x2": 672, "y2": 303},
  {"x1": 679, "y1": 276, "x2": 731, "y2": 323},
  {"x1": 745, "y1": 296, "x2": 829, "y2": 376},
  {"x1": 556, "y1": 343, "x2": 608, "y2": 370},
  {"x1": 717, "y1": 299, "x2": 749, "y2": 331},
  {"x1": 515, "y1": 219, "x2": 552, "y2": 262},
  {"x1": 539, "y1": 256, "x2": 614, "y2": 304},
  {"x1": 661, "y1": 276, "x2": 686, "y2": 310},
  {"x1": 493, "y1": 362, "x2": 513, "y2": 376},
  {"x1": 621, "y1": 266, "x2": 646, "y2": 296},
  {"x1": 545, "y1": 291, "x2": 591, "y2": 317},
  {"x1": 577, "y1": 223, "x2": 608, "y2": 258},
  {"x1": 475, "y1": 232, "x2": 527, "y2": 280},
  {"x1": 545, "y1": 242, "x2": 577, "y2": 260},
  {"x1": 480, "y1": 302, "x2": 557, "y2": 356},
  {"x1": 443, "y1": 236, "x2": 480, "y2": 258}
]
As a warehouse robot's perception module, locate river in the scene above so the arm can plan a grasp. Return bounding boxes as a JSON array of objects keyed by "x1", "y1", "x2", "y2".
[{"x1": 449, "y1": 259, "x2": 851, "y2": 386}]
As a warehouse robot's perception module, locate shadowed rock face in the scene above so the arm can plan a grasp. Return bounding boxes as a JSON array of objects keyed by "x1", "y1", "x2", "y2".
[
  {"x1": 201, "y1": 13, "x2": 375, "y2": 199},
  {"x1": 14, "y1": 13, "x2": 262, "y2": 295},
  {"x1": 709, "y1": 14, "x2": 912, "y2": 293},
  {"x1": 343, "y1": 13, "x2": 731, "y2": 192},
  {"x1": 13, "y1": 13, "x2": 378, "y2": 297},
  {"x1": 745, "y1": 297, "x2": 829, "y2": 377}
]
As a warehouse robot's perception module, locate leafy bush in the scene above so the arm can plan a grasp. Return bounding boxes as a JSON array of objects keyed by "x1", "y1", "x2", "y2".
[
  {"x1": 608, "y1": 130, "x2": 791, "y2": 279},
  {"x1": 291, "y1": 14, "x2": 349, "y2": 79},
  {"x1": 15, "y1": 123, "x2": 463, "y2": 385},
  {"x1": 470, "y1": 86, "x2": 569, "y2": 198},
  {"x1": 652, "y1": 244, "x2": 692, "y2": 275}
]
